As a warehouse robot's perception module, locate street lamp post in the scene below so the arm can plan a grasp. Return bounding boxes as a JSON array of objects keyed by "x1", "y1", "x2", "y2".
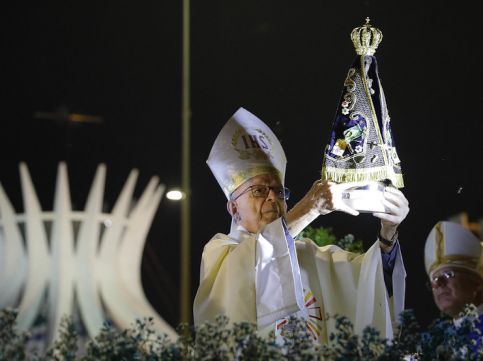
[{"x1": 180, "y1": 0, "x2": 191, "y2": 324}]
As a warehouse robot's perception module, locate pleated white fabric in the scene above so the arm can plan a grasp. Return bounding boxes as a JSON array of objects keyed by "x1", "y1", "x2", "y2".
[{"x1": 194, "y1": 218, "x2": 406, "y2": 343}]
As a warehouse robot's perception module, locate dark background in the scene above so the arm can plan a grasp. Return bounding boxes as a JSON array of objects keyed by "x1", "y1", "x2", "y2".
[{"x1": 2, "y1": 1, "x2": 482, "y2": 329}]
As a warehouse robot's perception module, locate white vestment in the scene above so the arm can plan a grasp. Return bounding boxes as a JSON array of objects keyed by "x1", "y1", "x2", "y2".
[{"x1": 193, "y1": 218, "x2": 406, "y2": 343}]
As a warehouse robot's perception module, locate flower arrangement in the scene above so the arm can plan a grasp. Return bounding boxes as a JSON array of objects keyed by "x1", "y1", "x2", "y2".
[{"x1": 1, "y1": 306, "x2": 481, "y2": 361}]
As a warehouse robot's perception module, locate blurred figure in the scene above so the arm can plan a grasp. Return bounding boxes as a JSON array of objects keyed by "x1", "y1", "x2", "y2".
[{"x1": 424, "y1": 221, "x2": 482, "y2": 350}]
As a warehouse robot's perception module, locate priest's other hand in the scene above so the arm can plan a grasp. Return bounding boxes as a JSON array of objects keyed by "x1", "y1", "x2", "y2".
[{"x1": 373, "y1": 187, "x2": 409, "y2": 240}]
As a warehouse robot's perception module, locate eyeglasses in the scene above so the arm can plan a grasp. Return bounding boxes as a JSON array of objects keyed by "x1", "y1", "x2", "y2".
[
  {"x1": 231, "y1": 185, "x2": 290, "y2": 201},
  {"x1": 426, "y1": 270, "x2": 456, "y2": 290}
]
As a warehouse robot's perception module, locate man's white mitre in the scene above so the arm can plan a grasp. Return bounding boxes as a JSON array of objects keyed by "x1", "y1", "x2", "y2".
[
  {"x1": 207, "y1": 107, "x2": 287, "y2": 199},
  {"x1": 424, "y1": 221, "x2": 482, "y2": 278}
]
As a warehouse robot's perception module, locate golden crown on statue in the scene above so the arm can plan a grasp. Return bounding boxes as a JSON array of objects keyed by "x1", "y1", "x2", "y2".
[{"x1": 350, "y1": 17, "x2": 383, "y2": 56}]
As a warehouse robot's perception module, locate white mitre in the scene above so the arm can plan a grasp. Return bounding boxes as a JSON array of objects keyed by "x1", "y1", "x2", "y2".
[
  {"x1": 424, "y1": 221, "x2": 482, "y2": 278},
  {"x1": 207, "y1": 107, "x2": 287, "y2": 199}
]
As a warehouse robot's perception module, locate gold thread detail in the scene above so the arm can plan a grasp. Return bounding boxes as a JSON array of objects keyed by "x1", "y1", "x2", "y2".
[
  {"x1": 428, "y1": 255, "x2": 480, "y2": 274},
  {"x1": 321, "y1": 165, "x2": 404, "y2": 188},
  {"x1": 359, "y1": 56, "x2": 388, "y2": 166},
  {"x1": 434, "y1": 223, "x2": 444, "y2": 271},
  {"x1": 226, "y1": 166, "x2": 281, "y2": 195}
]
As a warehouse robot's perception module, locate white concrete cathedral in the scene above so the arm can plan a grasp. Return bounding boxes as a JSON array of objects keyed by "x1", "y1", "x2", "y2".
[{"x1": 0, "y1": 162, "x2": 177, "y2": 344}]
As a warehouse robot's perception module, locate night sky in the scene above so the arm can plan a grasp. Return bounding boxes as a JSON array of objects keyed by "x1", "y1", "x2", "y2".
[{"x1": 2, "y1": 1, "x2": 482, "y2": 329}]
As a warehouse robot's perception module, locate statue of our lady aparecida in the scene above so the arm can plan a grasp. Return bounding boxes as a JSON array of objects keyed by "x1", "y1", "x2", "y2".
[{"x1": 321, "y1": 18, "x2": 404, "y2": 212}]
